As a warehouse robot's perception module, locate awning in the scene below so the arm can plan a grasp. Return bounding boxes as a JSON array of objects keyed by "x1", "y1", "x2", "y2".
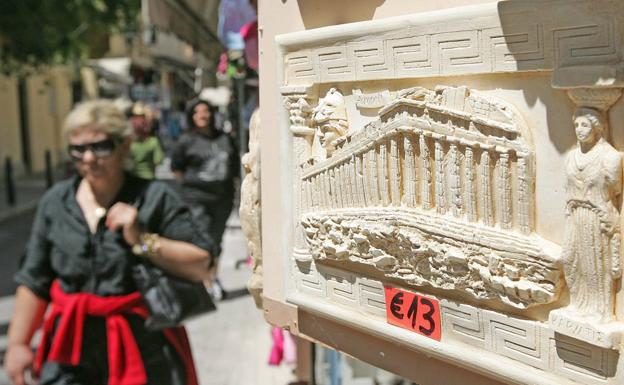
[
  {"x1": 199, "y1": 86, "x2": 231, "y2": 107},
  {"x1": 88, "y1": 57, "x2": 133, "y2": 84},
  {"x1": 146, "y1": 0, "x2": 224, "y2": 62}
]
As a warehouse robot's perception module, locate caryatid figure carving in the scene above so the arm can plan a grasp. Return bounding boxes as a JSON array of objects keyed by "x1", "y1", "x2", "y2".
[
  {"x1": 563, "y1": 107, "x2": 622, "y2": 322},
  {"x1": 311, "y1": 88, "x2": 348, "y2": 159}
]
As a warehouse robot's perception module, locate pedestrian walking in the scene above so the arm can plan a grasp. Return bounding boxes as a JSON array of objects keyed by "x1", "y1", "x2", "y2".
[
  {"x1": 128, "y1": 102, "x2": 165, "y2": 180},
  {"x1": 171, "y1": 99, "x2": 238, "y2": 299},
  {"x1": 3, "y1": 99, "x2": 215, "y2": 385}
]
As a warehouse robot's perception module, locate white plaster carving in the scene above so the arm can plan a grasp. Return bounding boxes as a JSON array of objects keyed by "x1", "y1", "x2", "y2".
[
  {"x1": 311, "y1": 88, "x2": 349, "y2": 159},
  {"x1": 549, "y1": 311, "x2": 624, "y2": 350},
  {"x1": 301, "y1": 85, "x2": 533, "y2": 209},
  {"x1": 290, "y1": 85, "x2": 555, "y2": 309},
  {"x1": 567, "y1": 89, "x2": 623, "y2": 113},
  {"x1": 517, "y1": 153, "x2": 531, "y2": 235},
  {"x1": 390, "y1": 138, "x2": 400, "y2": 206},
  {"x1": 552, "y1": 334, "x2": 619, "y2": 382},
  {"x1": 441, "y1": 301, "x2": 486, "y2": 347},
  {"x1": 379, "y1": 141, "x2": 389, "y2": 206},
  {"x1": 358, "y1": 277, "x2": 386, "y2": 317},
  {"x1": 488, "y1": 311, "x2": 548, "y2": 370},
  {"x1": 353, "y1": 89, "x2": 392, "y2": 109},
  {"x1": 324, "y1": 265, "x2": 359, "y2": 307},
  {"x1": 480, "y1": 150, "x2": 494, "y2": 227},
  {"x1": 367, "y1": 148, "x2": 380, "y2": 205},
  {"x1": 355, "y1": 154, "x2": 365, "y2": 207},
  {"x1": 449, "y1": 140, "x2": 462, "y2": 218},
  {"x1": 287, "y1": 97, "x2": 313, "y2": 132},
  {"x1": 272, "y1": 3, "x2": 624, "y2": 383},
  {"x1": 301, "y1": 210, "x2": 561, "y2": 309},
  {"x1": 464, "y1": 145, "x2": 477, "y2": 223},
  {"x1": 434, "y1": 137, "x2": 445, "y2": 214},
  {"x1": 293, "y1": 259, "x2": 326, "y2": 296},
  {"x1": 283, "y1": 85, "x2": 316, "y2": 137},
  {"x1": 549, "y1": 101, "x2": 624, "y2": 349},
  {"x1": 498, "y1": 151, "x2": 512, "y2": 230},
  {"x1": 280, "y1": 5, "x2": 620, "y2": 85},
  {"x1": 289, "y1": 263, "x2": 622, "y2": 384},
  {"x1": 240, "y1": 108, "x2": 263, "y2": 308},
  {"x1": 420, "y1": 134, "x2": 432, "y2": 210},
  {"x1": 402, "y1": 135, "x2": 417, "y2": 207},
  {"x1": 564, "y1": 108, "x2": 622, "y2": 321}
]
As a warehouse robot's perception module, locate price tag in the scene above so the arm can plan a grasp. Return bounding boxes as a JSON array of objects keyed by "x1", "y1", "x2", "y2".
[{"x1": 384, "y1": 286, "x2": 441, "y2": 341}]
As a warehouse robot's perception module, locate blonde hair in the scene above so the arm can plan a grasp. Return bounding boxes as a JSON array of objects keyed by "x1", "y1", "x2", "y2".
[{"x1": 63, "y1": 99, "x2": 131, "y2": 138}]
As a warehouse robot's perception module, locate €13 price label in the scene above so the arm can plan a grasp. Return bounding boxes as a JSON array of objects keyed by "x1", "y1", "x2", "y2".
[{"x1": 383, "y1": 286, "x2": 441, "y2": 341}]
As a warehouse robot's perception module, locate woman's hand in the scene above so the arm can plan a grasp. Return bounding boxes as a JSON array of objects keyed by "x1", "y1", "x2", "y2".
[
  {"x1": 106, "y1": 203, "x2": 141, "y2": 246},
  {"x1": 6, "y1": 286, "x2": 47, "y2": 385},
  {"x1": 4, "y1": 343, "x2": 34, "y2": 385},
  {"x1": 106, "y1": 203, "x2": 211, "y2": 281}
]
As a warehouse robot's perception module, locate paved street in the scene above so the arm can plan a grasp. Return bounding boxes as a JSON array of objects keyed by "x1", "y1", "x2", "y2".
[
  {"x1": 0, "y1": 172, "x2": 58, "y2": 225},
  {"x1": 0, "y1": 212, "x2": 34, "y2": 297},
  {"x1": 0, "y1": 214, "x2": 295, "y2": 385},
  {"x1": 186, "y1": 224, "x2": 294, "y2": 385}
]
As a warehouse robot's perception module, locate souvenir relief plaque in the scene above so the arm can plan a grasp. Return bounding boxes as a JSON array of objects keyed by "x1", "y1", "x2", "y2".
[{"x1": 258, "y1": 1, "x2": 624, "y2": 384}]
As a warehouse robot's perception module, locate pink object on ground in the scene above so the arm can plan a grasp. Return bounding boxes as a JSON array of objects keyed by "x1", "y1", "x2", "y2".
[
  {"x1": 283, "y1": 330, "x2": 297, "y2": 365},
  {"x1": 268, "y1": 327, "x2": 284, "y2": 365}
]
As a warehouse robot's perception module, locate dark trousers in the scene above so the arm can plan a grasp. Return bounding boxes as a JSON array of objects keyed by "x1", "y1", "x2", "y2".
[
  {"x1": 186, "y1": 199, "x2": 233, "y2": 258},
  {"x1": 38, "y1": 316, "x2": 186, "y2": 385}
]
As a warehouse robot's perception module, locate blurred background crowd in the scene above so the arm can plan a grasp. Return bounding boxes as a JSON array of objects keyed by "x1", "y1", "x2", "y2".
[{"x1": 0, "y1": 0, "x2": 258, "y2": 187}]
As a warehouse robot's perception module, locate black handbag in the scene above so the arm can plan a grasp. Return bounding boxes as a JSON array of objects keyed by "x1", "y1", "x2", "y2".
[
  {"x1": 130, "y1": 180, "x2": 216, "y2": 331},
  {"x1": 132, "y1": 261, "x2": 217, "y2": 331}
]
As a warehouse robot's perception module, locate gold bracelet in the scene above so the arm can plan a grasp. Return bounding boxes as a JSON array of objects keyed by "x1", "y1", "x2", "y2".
[{"x1": 132, "y1": 233, "x2": 161, "y2": 257}]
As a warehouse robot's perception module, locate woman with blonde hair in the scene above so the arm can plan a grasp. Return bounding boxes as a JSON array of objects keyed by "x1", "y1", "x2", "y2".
[{"x1": 4, "y1": 99, "x2": 214, "y2": 385}]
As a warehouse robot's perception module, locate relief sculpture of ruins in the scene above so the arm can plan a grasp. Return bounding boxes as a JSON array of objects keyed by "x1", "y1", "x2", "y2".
[
  {"x1": 294, "y1": 85, "x2": 563, "y2": 310},
  {"x1": 257, "y1": 1, "x2": 624, "y2": 384}
]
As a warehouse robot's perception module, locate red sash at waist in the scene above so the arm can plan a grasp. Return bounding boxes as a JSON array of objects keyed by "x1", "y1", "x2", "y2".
[{"x1": 34, "y1": 280, "x2": 198, "y2": 385}]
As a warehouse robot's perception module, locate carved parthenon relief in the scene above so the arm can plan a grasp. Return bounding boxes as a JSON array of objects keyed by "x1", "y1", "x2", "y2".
[
  {"x1": 300, "y1": 86, "x2": 535, "y2": 229},
  {"x1": 283, "y1": 85, "x2": 562, "y2": 309}
]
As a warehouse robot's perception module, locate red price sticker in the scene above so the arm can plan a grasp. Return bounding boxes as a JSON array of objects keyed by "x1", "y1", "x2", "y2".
[{"x1": 384, "y1": 286, "x2": 441, "y2": 341}]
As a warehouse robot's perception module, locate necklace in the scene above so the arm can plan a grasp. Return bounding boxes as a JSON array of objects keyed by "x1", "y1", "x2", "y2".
[
  {"x1": 79, "y1": 180, "x2": 108, "y2": 220},
  {"x1": 94, "y1": 206, "x2": 107, "y2": 219}
]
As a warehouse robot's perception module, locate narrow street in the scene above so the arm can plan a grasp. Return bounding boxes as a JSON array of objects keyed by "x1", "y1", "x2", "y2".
[{"x1": 0, "y1": 212, "x2": 35, "y2": 297}]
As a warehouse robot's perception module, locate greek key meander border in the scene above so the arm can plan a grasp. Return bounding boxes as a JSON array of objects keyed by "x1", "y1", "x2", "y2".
[
  {"x1": 280, "y1": 5, "x2": 619, "y2": 85},
  {"x1": 291, "y1": 261, "x2": 620, "y2": 384}
]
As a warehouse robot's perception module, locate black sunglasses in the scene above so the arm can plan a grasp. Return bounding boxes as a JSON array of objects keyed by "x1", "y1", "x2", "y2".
[{"x1": 67, "y1": 137, "x2": 121, "y2": 160}]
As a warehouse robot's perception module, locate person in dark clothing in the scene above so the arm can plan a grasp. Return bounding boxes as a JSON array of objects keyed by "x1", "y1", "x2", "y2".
[
  {"x1": 4, "y1": 100, "x2": 214, "y2": 385},
  {"x1": 171, "y1": 99, "x2": 238, "y2": 299}
]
